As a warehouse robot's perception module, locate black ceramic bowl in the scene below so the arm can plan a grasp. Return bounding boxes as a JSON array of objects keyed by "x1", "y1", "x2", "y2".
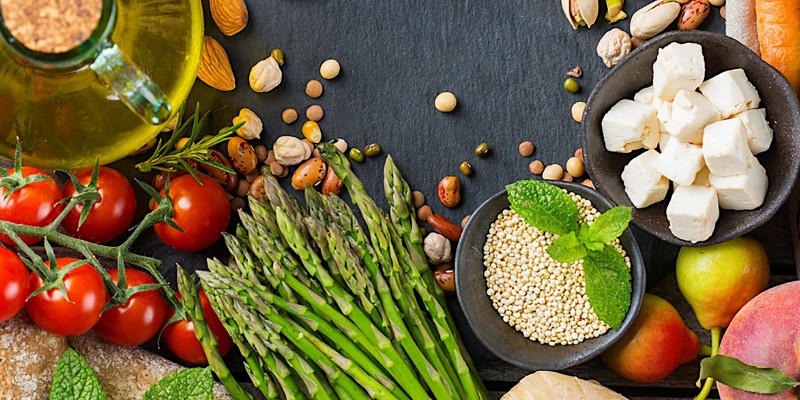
[
  {"x1": 455, "y1": 180, "x2": 646, "y2": 370},
  {"x1": 581, "y1": 31, "x2": 800, "y2": 247}
]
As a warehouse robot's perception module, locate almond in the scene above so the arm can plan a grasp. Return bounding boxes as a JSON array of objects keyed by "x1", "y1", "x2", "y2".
[
  {"x1": 198, "y1": 36, "x2": 236, "y2": 91},
  {"x1": 210, "y1": 0, "x2": 249, "y2": 36}
]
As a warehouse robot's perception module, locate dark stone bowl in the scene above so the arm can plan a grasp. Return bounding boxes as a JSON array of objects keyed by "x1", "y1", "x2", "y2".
[
  {"x1": 581, "y1": 31, "x2": 800, "y2": 247},
  {"x1": 455, "y1": 181, "x2": 646, "y2": 370}
]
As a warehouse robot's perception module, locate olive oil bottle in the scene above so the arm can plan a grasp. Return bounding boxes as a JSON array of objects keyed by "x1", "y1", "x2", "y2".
[{"x1": 0, "y1": 0, "x2": 203, "y2": 169}]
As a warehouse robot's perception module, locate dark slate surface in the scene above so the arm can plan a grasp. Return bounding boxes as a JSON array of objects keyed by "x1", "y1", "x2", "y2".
[{"x1": 118, "y1": 0, "x2": 728, "y2": 390}]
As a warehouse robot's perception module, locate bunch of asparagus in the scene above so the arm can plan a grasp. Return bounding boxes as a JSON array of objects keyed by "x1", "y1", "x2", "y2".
[{"x1": 197, "y1": 143, "x2": 489, "y2": 399}]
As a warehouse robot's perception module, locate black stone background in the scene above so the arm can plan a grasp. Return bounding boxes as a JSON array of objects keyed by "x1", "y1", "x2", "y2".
[{"x1": 113, "y1": 0, "x2": 725, "y2": 394}]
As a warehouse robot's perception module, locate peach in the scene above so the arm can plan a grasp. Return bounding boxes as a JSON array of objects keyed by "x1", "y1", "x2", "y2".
[{"x1": 718, "y1": 281, "x2": 800, "y2": 399}]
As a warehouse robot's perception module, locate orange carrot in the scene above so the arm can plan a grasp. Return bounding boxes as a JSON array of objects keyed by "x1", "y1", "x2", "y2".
[{"x1": 756, "y1": 0, "x2": 800, "y2": 95}]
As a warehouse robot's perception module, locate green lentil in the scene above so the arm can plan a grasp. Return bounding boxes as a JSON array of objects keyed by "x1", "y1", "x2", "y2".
[
  {"x1": 364, "y1": 143, "x2": 382, "y2": 157},
  {"x1": 459, "y1": 161, "x2": 473, "y2": 176},
  {"x1": 474, "y1": 142, "x2": 490, "y2": 157},
  {"x1": 349, "y1": 147, "x2": 365, "y2": 162},
  {"x1": 271, "y1": 48, "x2": 285, "y2": 66},
  {"x1": 564, "y1": 78, "x2": 580, "y2": 93}
]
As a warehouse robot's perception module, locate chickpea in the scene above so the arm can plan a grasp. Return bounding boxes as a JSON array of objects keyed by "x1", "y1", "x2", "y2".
[
  {"x1": 320, "y1": 59, "x2": 341, "y2": 79},
  {"x1": 566, "y1": 157, "x2": 585, "y2": 177},
  {"x1": 542, "y1": 164, "x2": 564, "y2": 180},
  {"x1": 435, "y1": 92, "x2": 457, "y2": 113},
  {"x1": 518, "y1": 141, "x2": 535, "y2": 157}
]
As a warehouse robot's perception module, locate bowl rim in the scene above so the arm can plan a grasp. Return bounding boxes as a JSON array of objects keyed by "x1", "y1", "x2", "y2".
[
  {"x1": 581, "y1": 30, "x2": 800, "y2": 247},
  {"x1": 455, "y1": 180, "x2": 646, "y2": 370}
]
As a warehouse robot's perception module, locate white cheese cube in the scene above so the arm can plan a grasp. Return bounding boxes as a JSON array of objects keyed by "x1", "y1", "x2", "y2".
[
  {"x1": 663, "y1": 90, "x2": 721, "y2": 144},
  {"x1": 658, "y1": 132, "x2": 671, "y2": 152},
  {"x1": 730, "y1": 109, "x2": 773, "y2": 154},
  {"x1": 654, "y1": 139, "x2": 705, "y2": 186},
  {"x1": 621, "y1": 150, "x2": 670, "y2": 208},
  {"x1": 709, "y1": 156, "x2": 768, "y2": 210},
  {"x1": 693, "y1": 166, "x2": 711, "y2": 187},
  {"x1": 702, "y1": 119, "x2": 751, "y2": 177},
  {"x1": 634, "y1": 86, "x2": 656, "y2": 105},
  {"x1": 653, "y1": 42, "x2": 705, "y2": 101},
  {"x1": 602, "y1": 100, "x2": 660, "y2": 153},
  {"x1": 698, "y1": 69, "x2": 761, "y2": 118},
  {"x1": 667, "y1": 185, "x2": 719, "y2": 243}
]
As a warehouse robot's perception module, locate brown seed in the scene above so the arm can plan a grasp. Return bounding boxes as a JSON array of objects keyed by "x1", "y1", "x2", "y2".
[
  {"x1": 631, "y1": 36, "x2": 647, "y2": 49},
  {"x1": 582, "y1": 179, "x2": 596, "y2": 189},
  {"x1": 255, "y1": 144, "x2": 268, "y2": 162},
  {"x1": 567, "y1": 66, "x2": 583, "y2": 78},
  {"x1": 566, "y1": 157, "x2": 585, "y2": 177},
  {"x1": 230, "y1": 197, "x2": 246, "y2": 211},
  {"x1": 235, "y1": 179, "x2": 251, "y2": 197},
  {"x1": 321, "y1": 167, "x2": 344, "y2": 196},
  {"x1": 518, "y1": 141, "x2": 535, "y2": 157},
  {"x1": 249, "y1": 176, "x2": 266, "y2": 199},
  {"x1": 203, "y1": 150, "x2": 238, "y2": 192},
  {"x1": 720, "y1": 5, "x2": 726, "y2": 19},
  {"x1": 245, "y1": 173, "x2": 258, "y2": 183},
  {"x1": 434, "y1": 265, "x2": 455, "y2": 294},
  {"x1": 417, "y1": 205, "x2": 433, "y2": 222},
  {"x1": 266, "y1": 149, "x2": 276, "y2": 165},
  {"x1": 437, "y1": 176, "x2": 461, "y2": 208},
  {"x1": 301, "y1": 139, "x2": 315, "y2": 154},
  {"x1": 152, "y1": 170, "x2": 186, "y2": 191},
  {"x1": 209, "y1": 0, "x2": 248, "y2": 36},
  {"x1": 529, "y1": 160, "x2": 545, "y2": 175},
  {"x1": 312, "y1": 149, "x2": 321, "y2": 158},
  {"x1": 306, "y1": 105, "x2": 324, "y2": 122},
  {"x1": 562, "y1": 173, "x2": 574, "y2": 182},
  {"x1": 427, "y1": 214, "x2": 463, "y2": 241},
  {"x1": 282, "y1": 108, "x2": 298, "y2": 124},
  {"x1": 269, "y1": 161, "x2": 287, "y2": 178},
  {"x1": 291, "y1": 157, "x2": 327, "y2": 190},
  {"x1": 306, "y1": 80, "x2": 323, "y2": 98},
  {"x1": 461, "y1": 214, "x2": 471, "y2": 228},
  {"x1": 227, "y1": 137, "x2": 258, "y2": 174},
  {"x1": 412, "y1": 191, "x2": 426, "y2": 209},
  {"x1": 575, "y1": 148, "x2": 584, "y2": 162}
]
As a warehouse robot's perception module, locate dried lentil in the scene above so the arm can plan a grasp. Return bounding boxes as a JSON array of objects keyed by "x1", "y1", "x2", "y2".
[
  {"x1": 417, "y1": 205, "x2": 432, "y2": 222},
  {"x1": 412, "y1": 191, "x2": 426, "y2": 209},
  {"x1": 529, "y1": 160, "x2": 545, "y2": 175},
  {"x1": 518, "y1": 141, "x2": 535, "y2": 157},
  {"x1": 306, "y1": 105, "x2": 324, "y2": 122},
  {"x1": 282, "y1": 108, "x2": 298, "y2": 124},
  {"x1": 306, "y1": 80, "x2": 323, "y2": 98}
]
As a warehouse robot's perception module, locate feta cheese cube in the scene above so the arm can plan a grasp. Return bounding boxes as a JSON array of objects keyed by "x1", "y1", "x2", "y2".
[
  {"x1": 666, "y1": 185, "x2": 719, "y2": 243},
  {"x1": 702, "y1": 119, "x2": 752, "y2": 177},
  {"x1": 699, "y1": 69, "x2": 761, "y2": 118},
  {"x1": 693, "y1": 166, "x2": 711, "y2": 187},
  {"x1": 654, "y1": 139, "x2": 705, "y2": 186},
  {"x1": 730, "y1": 109, "x2": 773, "y2": 155},
  {"x1": 602, "y1": 99, "x2": 660, "y2": 153},
  {"x1": 709, "y1": 156, "x2": 768, "y2": 210},
  {"x1": 634, "y1": 86, "x2": 656, "y2": 105},
  {"x1": 658, "y1": 132, "x2": 671, "y2": 152},
  {"x1": 663, "y1": 90, "x2": 721, "y2": 144},
  {"x1": 621, "y1": 150, "x2": 670, "y2": 208},
  {"x1": 653, "y1": 42, "x2": 705, "y2": 101}
]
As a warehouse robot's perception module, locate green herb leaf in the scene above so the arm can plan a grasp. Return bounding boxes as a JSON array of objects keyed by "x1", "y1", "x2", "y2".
[
  {"x1": 698, "y1": 355, "x2": 800, "y2": 394},
  {"x1": 49, "y1": 348, "x2": 108, "y2": 400},
  {"x1": 143, "y1": 368, "x2": 214, "y2": 400},
  {"x1": 546, "y1": 232, "x2": 587, "y2": 263},
  {"x1": 584, "y1": 206, "x2": 633, "y2": 245},
  {"x1": 583, "y1": 245, "x2": 631, "y2": 329},
  {"x1": 506, "y1": 180, "x2": 579, "y2": 235}
]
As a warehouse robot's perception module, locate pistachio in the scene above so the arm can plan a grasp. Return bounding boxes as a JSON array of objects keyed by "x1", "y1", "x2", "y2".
[
  {"x1": 291, "y1": 157, "x2": 327, "y2": 190},
  {"x1": 561, "y1": 0, "x2": 599, "y2": 29},
  {"x1": 677, "y1": 0, "x2": 711, "y2": 30},
  {"x1": 227, "y1": 137, "x2": 258, "y2": 174},
  {"x1": 273, "y1": 136, "x2": 311, "y2": 166},
  {"x1": 249, "y1": 56, "x2": 282, "y2": 93},
  {"x1": 597, "y1": 28, "x2": 632, "y2": 68},
  {"x1": 630, "y1": 0, "x2": 681, "y2": 39},
  {"x1": 232, "y1": 108, "x2": 263, "y2": 140},
  {"x1": 605, "y1": 0, "x2": 628, "y2": 22},
  {"x1": 203, "y1": 149, "x2": 238, "y2": 191}
]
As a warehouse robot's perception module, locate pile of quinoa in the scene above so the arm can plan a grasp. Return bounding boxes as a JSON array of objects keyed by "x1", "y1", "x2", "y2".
[{"x1": 483, "y1": 191, "x2": 631, "y2": 346}]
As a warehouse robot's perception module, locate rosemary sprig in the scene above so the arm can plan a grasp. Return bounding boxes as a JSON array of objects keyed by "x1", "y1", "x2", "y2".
[{"x1": 135, "y1": 103, "x2": 241, "y2": 182}]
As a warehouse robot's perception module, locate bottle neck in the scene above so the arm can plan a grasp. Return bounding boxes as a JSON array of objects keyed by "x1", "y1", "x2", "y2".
[{"x1": 0, "y1": 0, "x2": 116, "y2": 72}]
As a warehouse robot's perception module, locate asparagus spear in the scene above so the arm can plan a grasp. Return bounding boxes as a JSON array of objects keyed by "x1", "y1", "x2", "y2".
[{"x1": 175, "y1": 266, "x2": 253, "y2": 400}]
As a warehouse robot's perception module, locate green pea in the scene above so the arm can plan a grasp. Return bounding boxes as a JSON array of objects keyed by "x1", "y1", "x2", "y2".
[
  {"x1": 260, "y1": 165, "x2": 270, "y2": 175},
  {"x1": 271, "y1": 48, "x2": 285, "y2": 66},
  {"x1": 349, "y1": 148, "x2": 365, "y2": 162},
  {"x1": 564, "y1": 78, "x2": 580, "y2": 93},
  {"x1": 459, "y1": 161, "x2": 473, "y2": 176},
  {"x1": 474, "y1": 142, "x2": 490, "y2": 157},
  {"x1": 364, "y1": 143, "x2": 382, "y2": 157}
]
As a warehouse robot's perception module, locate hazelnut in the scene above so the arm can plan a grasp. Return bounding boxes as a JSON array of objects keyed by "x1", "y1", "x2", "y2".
[{"x1": 423, "y1": 232, "x2": 453, "y2": 265}]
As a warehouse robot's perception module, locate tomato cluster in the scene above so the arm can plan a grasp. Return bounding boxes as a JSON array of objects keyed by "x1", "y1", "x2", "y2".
[{"x1": 0, "y1": 166, "x2": 233, "y2": 365}]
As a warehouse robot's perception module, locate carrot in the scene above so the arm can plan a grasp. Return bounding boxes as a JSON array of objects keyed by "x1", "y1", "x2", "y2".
[{"x1": 756, "y1": 0, "x2": 800, "y2": 94}]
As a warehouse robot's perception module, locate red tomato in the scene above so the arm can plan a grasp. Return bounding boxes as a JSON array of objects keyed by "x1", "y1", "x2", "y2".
[
  {"x1": 151, "y1": 174, "x2": 230, "y2": 252},
  {"x1": 0, "y1": 167, "x2": 63, "y2": 245},
  {"x1": 26, "y1": 258, "x2": 105, "y2": 336},
  {"x1": 93, "y1": 268, "x2": 168, "y2": 346},
  {"x1": 0, "y1": 247, "x2": 29, "y2": 322},
  {"x1": 61, "y1": 167, "x2": 137, "y2": 244},
  {"x1": 163, "y1": 290, "x2": 233, "y2": 365}
]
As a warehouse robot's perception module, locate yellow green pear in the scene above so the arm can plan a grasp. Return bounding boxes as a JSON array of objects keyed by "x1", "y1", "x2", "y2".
[{"x1": 676, "y1": 236, "x2": 770, "y2": 331}]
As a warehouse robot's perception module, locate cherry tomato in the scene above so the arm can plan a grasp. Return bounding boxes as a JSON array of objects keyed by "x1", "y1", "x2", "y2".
[
  {"x1": 26, "y1": 257, "x2": 105, "y2": 336},
  {"x1": 163, "y1": 290, "x2": 233, "y2": 365},
  {"x1": 0, "y1": 247, "x2": 29, "y2": 322},
  {"x1": 151, "y1": 174, "x2": 230, "y2": 252},
  {"x1": 61, "y1": 167, "x2": 136, "y2": 244},
  {"x1": 93, "y1": 268, "x2": 168, "y2": 346},
  {"x1": 0, "y1": 167, "x2": 63, "y2": 245}
]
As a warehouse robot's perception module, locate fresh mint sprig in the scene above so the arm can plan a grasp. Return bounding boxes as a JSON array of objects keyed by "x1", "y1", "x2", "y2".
[{"x1": 505, "y1": 179, "x2": 633, "y2": 329}]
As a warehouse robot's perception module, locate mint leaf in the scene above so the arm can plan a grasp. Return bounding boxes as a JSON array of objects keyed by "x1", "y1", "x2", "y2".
[
  {"x1": 143, "y1": 368, "x2": 214, "y2": 400},
  {"x1": 584, "y1": 206, "x2": 633, "y2": 245},
  {"x1": 50, "y1": 348, "x2": 107, "y2": 400},
  {"x1": 506, "y1": 180, "x2": 579, "y2": 235},
  {"x1": 583, "y1": 245, "x2": 631, "y2": 329},
  {"x1": 699, "y1": 355, "x2": 800, "y2": 394},
  {"x1": 547, "y1": 232, "x2": 587, "y2": 263}
]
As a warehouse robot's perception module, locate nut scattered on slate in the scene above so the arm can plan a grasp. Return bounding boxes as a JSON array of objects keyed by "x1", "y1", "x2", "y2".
[
  {"x1": 412, "y1": 191, "x2": 426, "y2": 208},
  {"x1": 435, "y1": 92, "x2": 458, "y2": 113},
  {"x1": 475, "y1": 142, "x2": 490, "y2": 157},
  {"x1": 306, "y1": 105, "x2": 324, "y2": 122},
  {"x1": 349, "y1": 147, "x2": 364, "y2": 162},
  {"x1": 562, "y1": 173, "x2": 574, "y2": 182},
  {"x1": 364, "y1": 143, "x2": 382, "y2": 157},
  {"x1": 542, "y1": 164, "x2": 564, "y2": 180},
  {"x1": 529, "y1": 160, "x2": 545, "y2": 175},
  {"x1": 572, "y1": 102, "x2": 586, "y2": 123},
  {"x1": 282, "y1": 108, "x2": 298, "y2": 124},
  {"x1": 255, "y1": 144, "x2": 268, "y2": 162},
  {"x1": 566, "y1": 157, "x2": 585, "y2": 177},
  {"x1": 320, "y1": 59, "x2": 341, "y2": 79},
  {"x1": 459, "y1": 161, "x2": 473, "y2": 176},
  {"x1": 417, "y1": 205, "x2": 433, "y2": 221},
  {"x1": 461, "y1": 214, "x2": 471, "y2": 228},
  {"x1": 306, "y1": 79, "x2": 323, "y2": 98},
  {"x1": 518, "y1": 141, "x2": 535, "y2": 157}
]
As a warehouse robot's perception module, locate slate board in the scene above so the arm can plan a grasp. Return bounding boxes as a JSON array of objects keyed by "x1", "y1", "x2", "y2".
[{"x1": 118, "y1": 0, "x2": 727, "y2": 390}]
